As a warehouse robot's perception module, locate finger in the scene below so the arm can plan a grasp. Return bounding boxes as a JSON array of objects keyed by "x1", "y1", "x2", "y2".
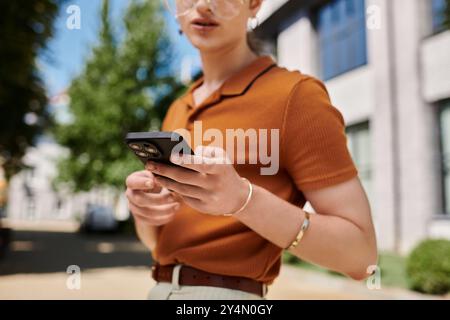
[
  {"x1": 128, "y1": 201, "x2": 180, "y2": 222},
  {"x1": 169, "y1": 154, "x2": 226, "y2": 174},
  {"x1": 128, "y1": 202, "x2": 177, "y2": 225},
  {"x1": 126, "y1": 171, "x2": 156, "y2": 191},
  {"x1": 169, "y1": 190, "x2": 184, "y2": 202},
  {"x1": 128, "y1": 201, "x2": 179, "y2": 219},
  {"x1": 126, "y1": 189, "x2": 178, "y2": 207},
  {"x1": 134, "y1": 170, "x2": 154, "y2": 178},
  {"x1": 180, "y1": 194, "x2": 204, "y2": 209},
  {"x1": 196, "y1": 145, "x2": 229, "y2": 159},
  {"x1": 154, "y1": 175, "x2": 205, "y2": 199},
  {"x1": 143, "y1": 183, "x2": 163, "y2": 194},
  {"x1": 147, "y1": 161, "x2": 209, "y2": 188},
  {"x1": 128, "y1": 200, "x2": 180, "y2": 219}
]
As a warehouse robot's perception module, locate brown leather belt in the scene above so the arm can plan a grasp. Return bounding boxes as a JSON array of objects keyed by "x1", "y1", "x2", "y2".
[{"x1": 151, "y1": 263, "x2": 267, "y2": 297}]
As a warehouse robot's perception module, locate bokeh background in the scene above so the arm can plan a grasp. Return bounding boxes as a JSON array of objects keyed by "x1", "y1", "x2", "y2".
[{"x1": 1, "y1": 0, "x2": 450, "y2": 299}]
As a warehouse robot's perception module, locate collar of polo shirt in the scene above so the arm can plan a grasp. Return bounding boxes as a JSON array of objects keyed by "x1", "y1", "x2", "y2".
[{"x1": 180, "y1": 55, "x2": 276, "y2": 109}]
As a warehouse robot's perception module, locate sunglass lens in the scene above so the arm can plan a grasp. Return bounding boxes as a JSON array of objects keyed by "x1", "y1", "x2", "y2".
[
  {"x1": 164, "y1": 0, "x2": 192, "y2": 17},
  {"x1": 211, "y1": 0, "x2": 241, "y2": 20}
]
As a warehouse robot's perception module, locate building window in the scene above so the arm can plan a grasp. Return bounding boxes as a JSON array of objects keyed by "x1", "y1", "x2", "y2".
[
  {"x1": 346, "y1": 122, "x2": 373, "y2": 204},
  {"x1": 440, "y1": 101, "x2": 450, "y2": 215},
  {"x1": 432, "y1": 0, "x2": 448, "y2": 33},
  {"x1": 317, "y1": 0, "x2": 367, "y2": 80}
]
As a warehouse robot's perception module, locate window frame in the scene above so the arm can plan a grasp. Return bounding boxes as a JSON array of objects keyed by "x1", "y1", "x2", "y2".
[
  {"x1": 438, "y1": 100, "x2": 450, "y2": 216},
  {"x1": 316, "y1": 0, "x2": 368, "y2": 81},
  {"x1": 346, "y1": 121, "x2": 372, "y2": 202},
  {"x1": 431, "y1": 0, "x2": 448, "y2": 33}
]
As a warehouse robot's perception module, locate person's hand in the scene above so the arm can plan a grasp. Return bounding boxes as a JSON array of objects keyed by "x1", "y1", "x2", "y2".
[
  {"x1": 125, "y1": 170, "x2": 181, "y2": 226},
  {"x1": 145, "y1": 146, "x2": 249, "y2": 216}
]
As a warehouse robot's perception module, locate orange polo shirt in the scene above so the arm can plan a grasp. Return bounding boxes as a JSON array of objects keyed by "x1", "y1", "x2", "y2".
[{"x1": 153, "y1": 56, "x2": 358, "y2": 285}]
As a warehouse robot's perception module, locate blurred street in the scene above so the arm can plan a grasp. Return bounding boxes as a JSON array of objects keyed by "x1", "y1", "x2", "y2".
[
  {"x1": 0, "y1": 220, "x2": 153, "y2": 299},
  {"x1": 0, "y1": 220, "x2": 439, "y2": 300}
]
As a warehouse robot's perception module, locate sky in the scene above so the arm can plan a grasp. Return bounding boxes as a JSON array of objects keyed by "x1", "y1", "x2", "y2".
[{"x1": 39, "y1": 0, "x2": 201, "y2": 98}]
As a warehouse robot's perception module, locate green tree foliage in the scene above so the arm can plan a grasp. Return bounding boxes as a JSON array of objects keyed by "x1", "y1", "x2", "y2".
[
  {"x1": 53, "y1": 0, "x2": 185, "y2": 192},
  {"x1": 0, "y1": 0, "x2": 61, "y2": 180}
]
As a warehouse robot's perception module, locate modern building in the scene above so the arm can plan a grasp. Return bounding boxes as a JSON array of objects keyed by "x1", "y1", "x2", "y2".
[{"x1": 257, "y1": 0, "x2": 450, "y2": 253}]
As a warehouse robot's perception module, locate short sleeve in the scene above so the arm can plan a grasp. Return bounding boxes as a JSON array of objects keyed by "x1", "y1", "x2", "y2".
[
  {"x1": 281, "y1": 77, "x2": 358, "y2": 192},
  {"x1": 160, "y1": 101, "x2": 177, "y2": 131},
  {"x1": 160, "y1": 99, "x2": 184, "y2": 132}
]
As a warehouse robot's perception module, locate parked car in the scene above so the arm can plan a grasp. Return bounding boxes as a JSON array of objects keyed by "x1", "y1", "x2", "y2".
[{"x1": 79, "y1": 203, "x2": 118, "y2": 234}]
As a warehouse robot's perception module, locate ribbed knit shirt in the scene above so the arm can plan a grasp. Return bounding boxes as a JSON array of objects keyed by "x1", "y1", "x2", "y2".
[{"x1": 153, "y1": 56, "x2": 358, "y2": 285}]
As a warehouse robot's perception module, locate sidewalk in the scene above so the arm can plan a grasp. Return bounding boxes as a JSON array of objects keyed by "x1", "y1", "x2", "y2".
[
  {"x1": 267, "y1": 265, "x2": 437, "y2": 300},
  {"x1": 0, "y1": 267, "x2": 152, "y2": 300},
  {"x1": 0, "y1": 264, "x2": 439, "y2": 300},
  {"x1": 0, "y1": 220, "x2": 443, "y2": 300}
]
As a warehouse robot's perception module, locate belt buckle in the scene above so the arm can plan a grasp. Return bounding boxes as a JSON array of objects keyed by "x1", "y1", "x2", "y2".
[
  {"x1": 151, "y1": 264, "x2": 159, "y2": 280},
  {"x1": 262, "y1": 283, "x2": 268, "y2": 298}
]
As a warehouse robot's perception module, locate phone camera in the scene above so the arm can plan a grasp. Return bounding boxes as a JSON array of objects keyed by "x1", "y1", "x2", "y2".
[
  {"x1": 129, "y1": 143, "x2": 142, "y2": 151},
  {"x1": 135, "y1": 151, "x2": 149, "y2": 158},
  {"x1": 143, "y1": 143, "x2": 160, "y2": 157}
]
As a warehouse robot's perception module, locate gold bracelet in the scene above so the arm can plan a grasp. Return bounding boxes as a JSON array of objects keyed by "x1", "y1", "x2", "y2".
[
  {"x1": 223, "y1": 178, "x2": 253, "y2": 217},
  {"x1": 286, "y1": 211, "x2": 311, "y2": 250}
]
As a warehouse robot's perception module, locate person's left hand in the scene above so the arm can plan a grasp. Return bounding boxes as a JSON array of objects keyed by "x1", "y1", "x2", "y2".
[{"x1": 145, "y1": 146, "x2": 249, "y2": 216}]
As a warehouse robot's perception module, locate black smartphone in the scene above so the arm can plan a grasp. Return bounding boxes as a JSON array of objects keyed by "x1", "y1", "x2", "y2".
[{"x1": 125, "y1": 131, "x2": 194, "y2": 166}]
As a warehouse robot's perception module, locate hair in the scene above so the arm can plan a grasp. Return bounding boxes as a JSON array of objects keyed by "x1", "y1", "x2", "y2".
[{"x1": 246, "y1": 30, "x2": 266, "y2": 55}]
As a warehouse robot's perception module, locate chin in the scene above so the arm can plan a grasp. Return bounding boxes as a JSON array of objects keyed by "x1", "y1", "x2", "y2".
[
  {"x1": 189, "y1": 35, "x2": 240, "y2": 54},
  {"x1": 190, "y1": 38, "x2": 226, "y2": 53}
]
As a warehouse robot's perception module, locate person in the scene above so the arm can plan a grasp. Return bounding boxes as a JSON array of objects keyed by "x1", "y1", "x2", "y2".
[{"x1": 125, "y1": 0, "x2": 378, "y2": 300}]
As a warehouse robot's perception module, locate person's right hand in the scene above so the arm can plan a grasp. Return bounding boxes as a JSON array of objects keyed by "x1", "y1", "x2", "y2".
[{"x1": 125, "y1": 170, "x2": 181, "y2": 226}]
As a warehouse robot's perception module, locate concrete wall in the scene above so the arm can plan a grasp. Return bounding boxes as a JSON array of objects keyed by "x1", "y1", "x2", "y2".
[
  {"x1": 326, "y1": 66, "x2": 375, "y2": 125},
  {"x1": 391, "y1": 0, "x2": 442, "y2": 253},
  {"x1": 365, "y1": 0, "x2": 398, "y2": 251},
  {"x1": 277, "y1": 15, "x2": 317, "y2": 76},
  {"x1": 421, "y1": 30, "x2": 450, "y2": 103}
]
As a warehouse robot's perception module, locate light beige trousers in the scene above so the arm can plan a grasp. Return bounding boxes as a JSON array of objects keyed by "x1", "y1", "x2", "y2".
[{"x1": 148, "y1": 265, "x2": 266, "y2": 300}]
